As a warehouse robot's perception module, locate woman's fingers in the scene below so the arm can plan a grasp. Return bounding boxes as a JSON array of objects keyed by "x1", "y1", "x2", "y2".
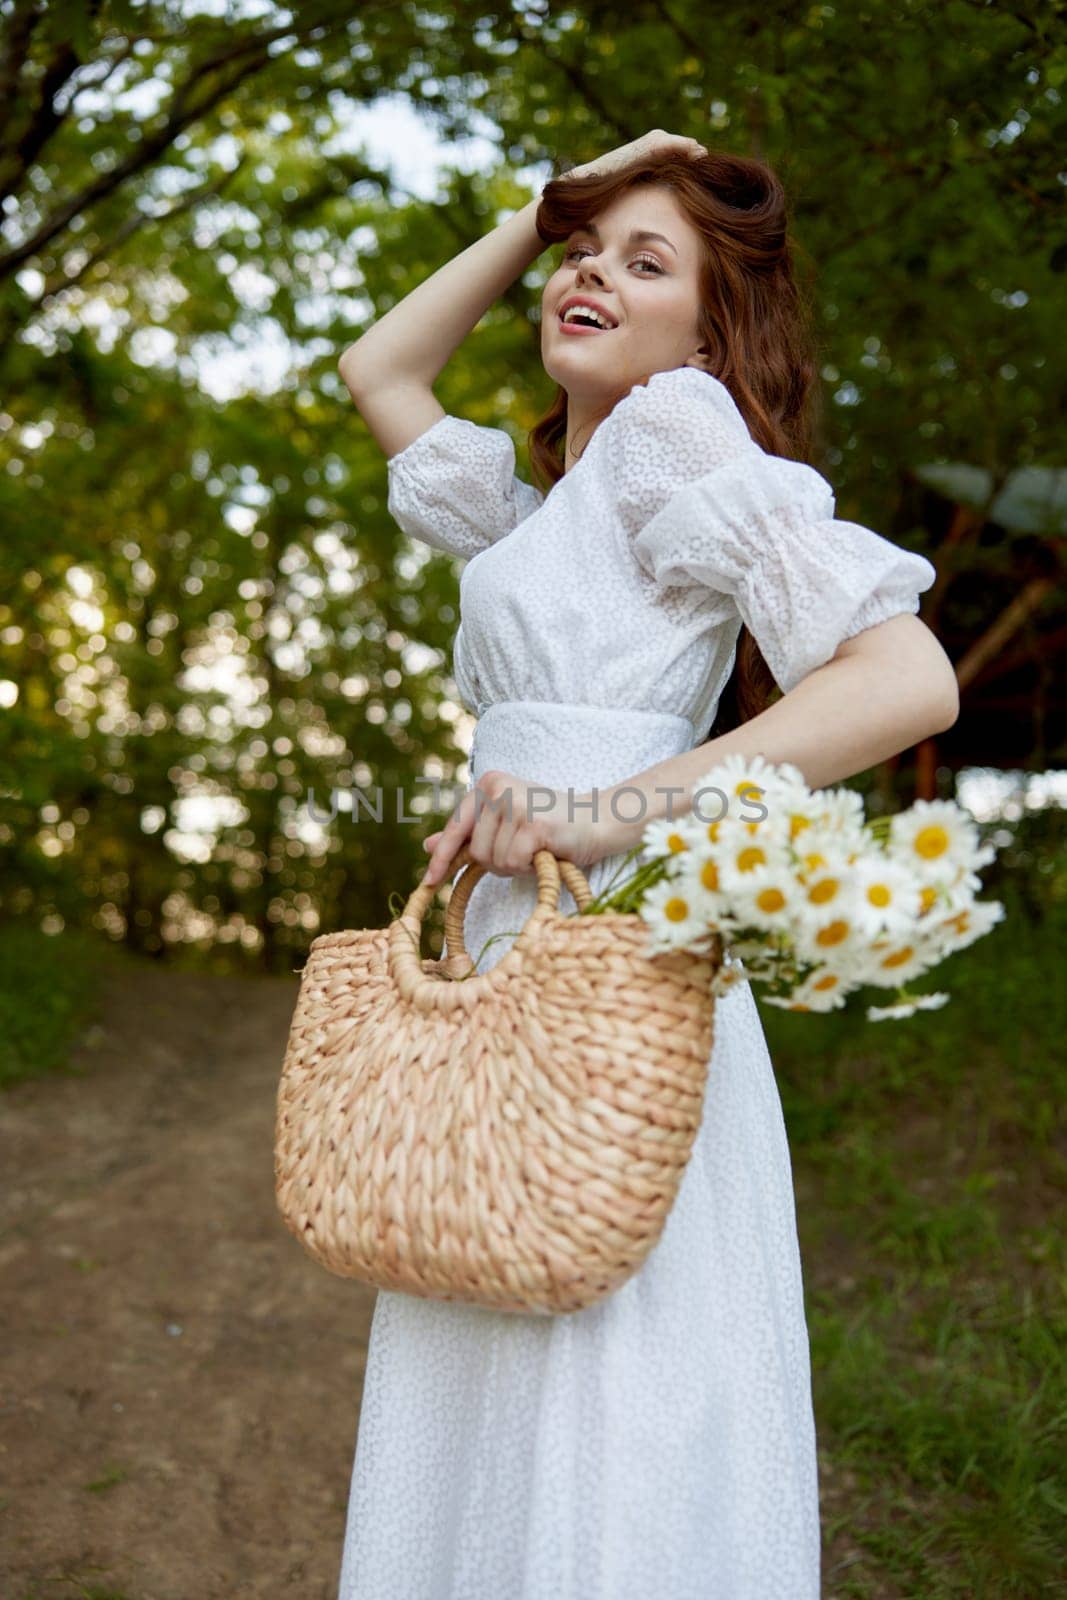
[
  {"x1": 567, "y1": 130, "x2": 708, "y2": 184},
  {"x1": 421, "y1": 791, "x2": 477, "y2": 886},
  {"x1": 421, "y1": 774, "x2": 539, "y2": 885}
]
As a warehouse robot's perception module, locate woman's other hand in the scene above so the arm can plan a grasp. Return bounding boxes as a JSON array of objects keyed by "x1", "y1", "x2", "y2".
[
  {"x1": 419, "y1": 769, "x2": 609, "y2": 887},
  {"x1": 565, "y1": 129, "x2": 707, "y2": 182}
]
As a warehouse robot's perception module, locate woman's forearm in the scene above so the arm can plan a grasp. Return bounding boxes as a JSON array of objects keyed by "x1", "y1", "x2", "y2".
[
  {"x1": 591, "y1": 617, "x2": 960, "y2": 856},
  {"x1": 338, "y1": 196, "x2": 545, "y2": 391}
]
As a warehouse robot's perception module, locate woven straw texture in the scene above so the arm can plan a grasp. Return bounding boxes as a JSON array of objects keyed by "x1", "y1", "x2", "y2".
[{"x1": 275, "y1": 847, "x2": 722, "y2": 1315}]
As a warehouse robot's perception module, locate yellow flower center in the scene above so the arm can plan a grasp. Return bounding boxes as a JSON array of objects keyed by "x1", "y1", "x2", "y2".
[
  {"x1": 816, "y1": 919, "x2": 850, "y2": 947},
  {"x1": 809, "y1": 878, "x2": 839, "y2": 904},
  {"x1": 666, "y1": 832, "x2": 687, "y2": 853},
  {"x1": 756, "y1": 888, "x2": 786, "y2": 914},
  {"x1": 790, "y1": 814, "x2": 812, "y2": 840},
  {"x1": 704, "y1": 820, "x2": 721, "y2": 844},
  {"x1": 737, "y1": 846, "x2": 765, "y2": 872},
  {"x1": 866, "y1": 883, "x2": 892, "y2": 907},
  {"x1": 919, "y1": 886, "x2": 938, "y2": 914},
  {"x1": 881, "y1": 945, "x2": 914, "y2": 967},
  {"x1": 914, "y1": 824, "x2": 950, "y2": 859},
  {"x1": 801, "y1": 851, "x2": 826, "y2": 873},
  {"x1": 701, "y1": 861, "x2": 719, "y2": 892},
  {"x1": 664, "y1": 897, "x2": 690, "y2": 923},
  {"x1": 813, "y1": 973, "x2": 839, "y2": 990}
]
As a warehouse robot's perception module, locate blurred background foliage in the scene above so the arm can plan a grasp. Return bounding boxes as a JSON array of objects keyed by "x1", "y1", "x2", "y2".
[{"x1": 0, "y1": 0, "x2": 1064, "y2": 975}]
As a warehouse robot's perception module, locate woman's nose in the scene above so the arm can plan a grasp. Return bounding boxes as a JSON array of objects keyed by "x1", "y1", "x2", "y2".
[{"x1": 576, "y1": 255, "x2": 607, "y2": 287}]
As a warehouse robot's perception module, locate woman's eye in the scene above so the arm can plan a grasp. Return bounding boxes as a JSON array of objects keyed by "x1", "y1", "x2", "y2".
[{"x1": 564, "y1": 245, "x2": 663, "y2": 273}]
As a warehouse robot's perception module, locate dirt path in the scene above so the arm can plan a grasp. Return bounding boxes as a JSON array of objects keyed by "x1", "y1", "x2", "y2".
[{"x1": 1, "y1": 959, "x2": 374, "y2": 1600}]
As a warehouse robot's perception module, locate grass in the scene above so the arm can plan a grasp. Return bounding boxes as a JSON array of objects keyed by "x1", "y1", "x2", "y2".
[
  {"x1": 0, "y1": 922, "x2": 112, "y2": 1090},
  {"x1": 761, "y1": 882, "x2": 1067, "y2": 1597},
  {"x1": 16, "y1": 1589, "x2": 138, "y2": 1600}
]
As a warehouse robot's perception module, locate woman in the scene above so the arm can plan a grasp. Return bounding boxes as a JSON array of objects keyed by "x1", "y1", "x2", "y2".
[{"x1": 336, "y1": 130, "x2": 958, "y2": 1600}]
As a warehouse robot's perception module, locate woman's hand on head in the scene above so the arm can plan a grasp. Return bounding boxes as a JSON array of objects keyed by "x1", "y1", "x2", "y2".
[
  {"x1": 565, "y1": 129, "x2": 707, "y2": 183},
  {"x1": 419, "y1": 770, "x2": 609, "y2": 888}
]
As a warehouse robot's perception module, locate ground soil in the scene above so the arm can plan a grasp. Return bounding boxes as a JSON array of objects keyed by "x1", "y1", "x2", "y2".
[{"x1": 1, "y1": 961, "x2": 372, "y2": 1600}]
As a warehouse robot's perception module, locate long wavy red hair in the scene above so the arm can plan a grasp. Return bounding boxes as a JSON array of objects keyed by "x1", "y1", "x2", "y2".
[{"x1": 532, "y1": 148, "x2": 822, "y2": 740}]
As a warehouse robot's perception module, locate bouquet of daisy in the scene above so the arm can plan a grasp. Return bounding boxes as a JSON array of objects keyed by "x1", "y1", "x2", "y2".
[{"x1": 580, "y1": 754, "x2": 1006, "y2": 1022}]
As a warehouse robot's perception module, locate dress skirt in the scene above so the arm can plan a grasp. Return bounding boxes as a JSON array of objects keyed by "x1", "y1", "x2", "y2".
[{"x1": 337, "y1": 700, "x2": 821, "y2": 1599}]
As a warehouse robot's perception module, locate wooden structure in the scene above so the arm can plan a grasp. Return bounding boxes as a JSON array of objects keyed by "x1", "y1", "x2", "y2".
[{"x1": 886, "y1": 461, "x2": 1066, "y2": 800}]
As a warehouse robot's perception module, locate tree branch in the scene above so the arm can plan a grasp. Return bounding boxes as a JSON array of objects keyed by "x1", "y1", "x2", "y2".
[
  {"x1": 34, "y1": 157, "x2": 248, "y2": 309},
  {"x1": 0, "y1": 12, "x2": 347, "y2": 282},
  {"x1": 954, "y1": 577, "x2": 1056, "y2": 690},
  {"x1": 0, "y1": 0, "x2": 42, "y2": 146},
  {"x1": 0, "y1": 44, "x2": 272, "y2": 280},
  {"x1": 641, "y1": 0, "x2": 706, "y2": 64},
  {"x1": 508, "y1": 14, "x2": 636, "y2": 146},
  {"x1": 55, "y1": 34, "x2": 138, "y2": 107}
]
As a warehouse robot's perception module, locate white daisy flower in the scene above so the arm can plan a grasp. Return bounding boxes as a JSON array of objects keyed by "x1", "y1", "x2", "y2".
[
  {"x1": 763, "y1": 967, "x2": 854, "y2": 1013},
  {"x1": 810, "y1": 786, "x2": 867, "y2": 837},
  {"x1": 914, "y1": 879, "x2": 948, "y2": 921},
  {"x1": 867, "y1": 991, "x2": 950, "y2": 1021},
  {"x1": 853, "y1": 936, "x2": 939, "y2": 987},
  {"x1": 791, "y1": 841, "x2": 862, "y2": 929},
  {"x1": 867, "y1": 999, "x2": 920, "y2": 1021},
  {"x1": 677, "y1": 804, "x2": 730, "y2": 858},
  {"x1": 712, "y1": 815, "x2": 793, "y2": 891},
  {"x1": 670, "y1": 853, "x2": 737, "y2": 928},
  {"x1": 639, "y1": 813, "x2": 698, "y2": 863},
  {"x1": 727, "y1": 863, "x2": 800, "y2": 934},
  {"x1": 923, "y1": 897, "x2": 1006, "y2": 954},
  {"x1": 792, "y1": 822, "x2": 859, "y2": 872},
  {"x1": 791, "y1": 899, "x2": 870, "y2": 973},
  {"x1": 640, "y1": 873, "x2": 715, "y2": 952},
  {"x1": 691, "y1": 752, "x2": 799, "y2": 830},
  {"x1": 887, "y1": 799, "x2": 979, "y2": 886},
  {"x1": 758, "y1": 773, "x2": 825, "y2": 852},
  {"x1": 911, "y1": 991, "x2": 950, "y2": 1011},
  {"x1": 849, "y1": 854, "x2": 924, "y2": 938}
]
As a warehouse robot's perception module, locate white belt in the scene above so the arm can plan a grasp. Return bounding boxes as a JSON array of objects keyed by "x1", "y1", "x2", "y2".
[{"x1": 469, "y1": 699, "x2": 696, "y2": 793}]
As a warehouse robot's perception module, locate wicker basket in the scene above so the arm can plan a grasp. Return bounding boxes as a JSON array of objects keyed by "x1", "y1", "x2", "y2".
[{"x1": 274, "y1": 846, "x2": 723, "y2": 1315}]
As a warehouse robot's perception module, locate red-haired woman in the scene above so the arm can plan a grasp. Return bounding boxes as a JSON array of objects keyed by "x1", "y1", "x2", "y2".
[{"x1": 336, "y1": 131, "x2": 958, "y2": 1599}]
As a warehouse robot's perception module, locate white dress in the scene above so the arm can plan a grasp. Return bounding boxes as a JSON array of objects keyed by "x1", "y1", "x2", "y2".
[{"x1": 338, "y1": 366, "x2": 937, "y2": 1599}]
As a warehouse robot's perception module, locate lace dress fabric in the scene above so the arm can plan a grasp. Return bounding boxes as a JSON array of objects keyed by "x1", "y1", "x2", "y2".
[{"x1": 337, "y1": 366, "x2": 937, "y2": 1599}]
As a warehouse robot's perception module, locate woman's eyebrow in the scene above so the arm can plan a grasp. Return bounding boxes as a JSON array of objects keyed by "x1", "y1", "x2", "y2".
[{"x1": 573, "y1": 221, "x2": 678, "y2": 257}]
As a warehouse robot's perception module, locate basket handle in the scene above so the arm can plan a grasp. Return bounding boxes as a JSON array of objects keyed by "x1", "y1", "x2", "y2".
[
  {"x1": 443, "y1": 847, "x2": 595, "y2": 965},
  {"x1": 390, "y1": 847, "x2": 595, "y2": 986}
]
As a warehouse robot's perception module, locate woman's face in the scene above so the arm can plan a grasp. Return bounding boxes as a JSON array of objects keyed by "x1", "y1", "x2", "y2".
[{"x1": 541, "y1": 184, "x2": 711, "y2": 405}]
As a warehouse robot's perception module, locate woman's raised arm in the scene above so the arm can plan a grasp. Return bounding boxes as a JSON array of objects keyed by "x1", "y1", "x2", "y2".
[{"x1": 337, "y1": 196, "x2": 545, "y2": 460}]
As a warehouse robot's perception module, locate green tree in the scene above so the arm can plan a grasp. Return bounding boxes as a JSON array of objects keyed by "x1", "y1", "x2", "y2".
[{"x1": 1, "y1": 0, "x2": 1062, "y2": 964}]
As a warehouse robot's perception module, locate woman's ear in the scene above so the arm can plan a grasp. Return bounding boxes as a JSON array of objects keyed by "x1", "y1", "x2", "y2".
[{"x1": 684, "y1": 346, "x2": 716, "y2": 373}]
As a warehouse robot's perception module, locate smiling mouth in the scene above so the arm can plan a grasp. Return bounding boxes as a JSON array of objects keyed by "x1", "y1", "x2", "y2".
[{"x1": 558, "y1": 313, "x2": 618, "y2": 335}]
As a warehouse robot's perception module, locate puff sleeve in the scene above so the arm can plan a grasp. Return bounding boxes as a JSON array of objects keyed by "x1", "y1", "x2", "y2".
[
  {"x1": 606, "y1": 369, "x2": 937, "y2": 696},
  {"x1": 386, "y1": 413, "x2": 544, "y2": 560}
]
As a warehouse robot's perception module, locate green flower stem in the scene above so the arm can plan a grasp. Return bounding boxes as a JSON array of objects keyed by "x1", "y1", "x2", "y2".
[
  {"x1": 866, "y1": 815, "x2": 893, "y2": 846},
  {"x1": 579, "y1": 849, "x2": 672, "y2": 915}
]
